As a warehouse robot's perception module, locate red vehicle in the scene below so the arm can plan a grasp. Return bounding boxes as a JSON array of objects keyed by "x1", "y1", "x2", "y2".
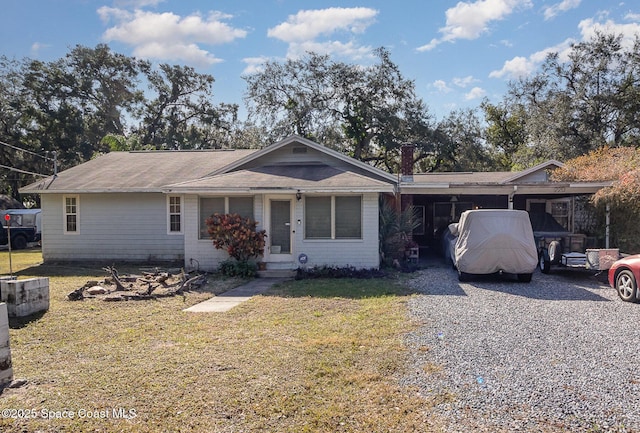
[{"x1": 608, "y1": 254, "x2": 640, "y2": 303}]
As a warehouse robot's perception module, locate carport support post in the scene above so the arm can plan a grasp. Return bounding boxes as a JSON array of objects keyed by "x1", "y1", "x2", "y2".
[{"x1": 605, "y1": 203, "x2": 610, "y2": 249}]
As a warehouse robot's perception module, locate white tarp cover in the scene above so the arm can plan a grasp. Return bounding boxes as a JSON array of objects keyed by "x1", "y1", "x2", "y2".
[{"x1": 453, "y1": 209, "x2": 538, "y2": 275}]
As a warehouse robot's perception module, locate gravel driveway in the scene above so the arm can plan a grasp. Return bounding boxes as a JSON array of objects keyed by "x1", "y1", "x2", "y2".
[{"x1": 402, "y1": 261, "x2": 640, "y2": 432}]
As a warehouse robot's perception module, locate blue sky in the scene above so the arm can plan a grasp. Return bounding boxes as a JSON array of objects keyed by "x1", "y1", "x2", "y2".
[{"x1": 2, "y1": 1, "x2": 640, "y2": 121}]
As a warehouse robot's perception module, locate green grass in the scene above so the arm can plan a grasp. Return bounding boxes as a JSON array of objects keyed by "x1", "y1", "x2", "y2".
[{"x1": 0, "y1": 250, "x2": 440, "y2": 432}]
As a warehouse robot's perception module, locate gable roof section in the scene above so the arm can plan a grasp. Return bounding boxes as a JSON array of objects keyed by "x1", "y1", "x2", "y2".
[
  {"x1": 20, "y1": 149, "x2": 256, "y2": 194},
  {"x1": 19, "y1": 135, "x2": 397, "y2": 195},
  {"x1": 501, "y1": 160, "x2": 564, "y2": 183},
  {"x1": 212, "y1": 135, "x2": 398, "y2": 184},
  {"x1": 165, "y1": 164, "x2": 395, "y2": 193}
]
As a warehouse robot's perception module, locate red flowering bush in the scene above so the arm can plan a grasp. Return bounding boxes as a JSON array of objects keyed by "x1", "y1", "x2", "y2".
[{"x1": 205, "y1": 213, "x2": 266, "y2": 263}]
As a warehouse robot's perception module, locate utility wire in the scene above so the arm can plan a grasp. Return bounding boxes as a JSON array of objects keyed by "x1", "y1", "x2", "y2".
[
  {"x1": 0, "y1": 139, "x2": 53, "y2": 161},
  {"x1": 0, "y1": 164, "x2": 49, "y2": 177},
  {"x1": 0, "y1": 139, "x2": 58, "y2": 176}
]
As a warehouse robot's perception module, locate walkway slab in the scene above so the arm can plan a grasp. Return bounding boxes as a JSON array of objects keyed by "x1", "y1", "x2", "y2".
[{"x1": 184, "y1": 278, "x2": 287, "y2": 312}]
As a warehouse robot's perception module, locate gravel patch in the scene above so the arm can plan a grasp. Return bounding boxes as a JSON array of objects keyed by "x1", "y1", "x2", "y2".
[{"x1": 402, "y1": 261, "x2": 640, "y2": 432}]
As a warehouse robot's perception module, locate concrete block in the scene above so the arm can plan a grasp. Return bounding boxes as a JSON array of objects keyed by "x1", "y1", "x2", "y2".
[
  {"x1": 0, "y1": 303, "x2": 11, "y2": 386},
  {"x1": 0, "y1": 367, "x2": 13, "y2": 383},
  {"x1": 0, "y1": 278, "x2": 50, "y2": 317},
  {"x1": 0, "y1": 346, "x2": 11, "y2": 364},
  {"x1": 0, "y1": 308, "x2": 7, "y2": 328}
]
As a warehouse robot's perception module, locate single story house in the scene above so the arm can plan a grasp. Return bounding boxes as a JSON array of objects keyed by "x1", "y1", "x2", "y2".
[
  {"x1": 19, "y1": 136, "x2": 612, "y2": 271},
  {"x1": 20, "y1": 136, "x2": 396, "y2": 271}
]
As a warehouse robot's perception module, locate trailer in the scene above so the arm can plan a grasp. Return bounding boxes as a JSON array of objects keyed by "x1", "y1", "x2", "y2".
[
  {"x1": 538, "y1": 241, "x2": 619, "y2": 274},
  {"x1": 530, "y1": 212, "x2": 619, "y2": 274}
]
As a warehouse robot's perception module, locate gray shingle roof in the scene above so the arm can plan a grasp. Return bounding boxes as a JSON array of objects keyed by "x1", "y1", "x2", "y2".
[
  {"x1": 20, "y1": 149, "x2": 256, "y2": 193},
  {"x1": 412, "y1": 171, "x2": 515, "y2": 185},
  {"x1": 165, "y1": 164, "x2": 395, "y2": 192}
]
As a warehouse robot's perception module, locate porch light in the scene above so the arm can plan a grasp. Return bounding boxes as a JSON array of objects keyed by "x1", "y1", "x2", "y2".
[{"x1": 296, "y1": 190, "x2": 302, "y2": 201}]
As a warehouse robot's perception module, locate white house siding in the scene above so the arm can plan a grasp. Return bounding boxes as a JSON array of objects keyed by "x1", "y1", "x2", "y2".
[
  {"x1": 183, "y1": 193, "x2": 379, "y2": 272},
  {"x1": 183, "y1": 194, "x2": 265, "y2": 272},
  {"x1": 40, "y1": 193, "x2": 184, "y2": 262},
  {"x1": 295, "y1": 193, "x2": 380, "y2": 269}
]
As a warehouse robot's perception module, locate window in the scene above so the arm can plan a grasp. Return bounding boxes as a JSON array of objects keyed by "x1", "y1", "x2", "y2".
[
  {"x1": 63, "y1": 195, "x2": 79, "y2": 233},
  {"x1": 413, "y1": 205, "x2": 425, "y2": 235},
  {"x1": 167, "y1": 195, "x2": 182, "y2": 234},
  {"x1": 526, "y1": 198, "x2": 573, "y2": 232},
  {"x1": 229, "y1": 197, "x2": 254, "y2": 217},
  {"x1": 550, "y1": 200, "x2": 572, "y2": 231},
  {"x1": 335, "y1": 196, "x2": 362, "y2": 239},
  {"x1": 432, "y1": 201, "x2": 473, "y2": 236},
  {"x1": 199, "y1": 196, "x2": 254, "y2": 239},
  {"x1": 305, "y1": 196, "x2": 331, "y2": 238},
  {"x1": 305, "y1": 195, "x2": 362, "y2": 240}
]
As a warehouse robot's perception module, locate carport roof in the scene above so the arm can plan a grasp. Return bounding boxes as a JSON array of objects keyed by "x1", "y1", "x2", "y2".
[{"x1": 402, "y1": 160, "x2": 612, "y2": 195}]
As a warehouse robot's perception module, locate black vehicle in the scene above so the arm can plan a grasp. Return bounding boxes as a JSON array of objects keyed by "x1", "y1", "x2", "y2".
[{"x1": 1, "y1": 221, "x2": 37, "y2": 249}]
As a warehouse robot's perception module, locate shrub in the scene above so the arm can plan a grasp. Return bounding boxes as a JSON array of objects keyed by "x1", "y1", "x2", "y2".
[
  {"x1": 218, "y1": 259, "x2": 258, "y2": 278},
  {"x1": 295, "y1": 265, "x2": 389, "y2": 280},
  {"x1": 206, "y1": 213, "x2": 267, "y2": 262}
]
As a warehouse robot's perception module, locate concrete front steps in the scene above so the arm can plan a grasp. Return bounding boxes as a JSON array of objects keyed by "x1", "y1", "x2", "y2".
[{"x1": 257, "y1": 262, "x2": 297, "y2": 279}]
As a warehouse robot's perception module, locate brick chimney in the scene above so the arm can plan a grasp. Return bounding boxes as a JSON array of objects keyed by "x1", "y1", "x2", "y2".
[{"x1": 401, "y1": 144, "x2": 415, "y2": 182}]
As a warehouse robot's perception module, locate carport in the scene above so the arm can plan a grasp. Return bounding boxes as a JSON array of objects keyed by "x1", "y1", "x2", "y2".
[{"x1": 398, "y1": 146, "x2": 612, "y2": 251}]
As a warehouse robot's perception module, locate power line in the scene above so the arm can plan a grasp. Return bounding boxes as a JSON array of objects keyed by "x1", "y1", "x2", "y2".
[
  {"x1": 0, "y1": 164, "x2": 49, "y2": 177},
  {"x1": 0, "y1": 139, "x2": 54, "y2": 161},
  {"x1": 0, "y1": 139, "x2": 58, "y2": 176}
]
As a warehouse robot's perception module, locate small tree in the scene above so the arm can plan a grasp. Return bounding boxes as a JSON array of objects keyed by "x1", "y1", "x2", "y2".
[
  {"x1": 552, "y1": 146, "x2": 640, "y2": 253},
  {"x1": 206, "y1": 213, "x2": 267, "y2": 275},
  {"x1": 379, "y1": 198, "x2": 419, "y2": 265}
]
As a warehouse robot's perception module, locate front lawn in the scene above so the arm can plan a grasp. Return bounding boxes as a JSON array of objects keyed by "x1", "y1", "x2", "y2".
[{"x1": 0, "y1": 250, "x2": 437, "y2": 432}]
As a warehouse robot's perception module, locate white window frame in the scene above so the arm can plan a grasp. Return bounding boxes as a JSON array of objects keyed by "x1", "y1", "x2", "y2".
[
  {"x1": 304, "y1": 195, "x2": 363, "y2": 240},
  {"x1": 198, "y1": 196, "x2": 255, "y2": 240},
  {"x1": 167, "y1": 195, "x2": 183, "y2": 235},
  {"x1": 63, "y1": 195, "x2": 79, "y2": 234},
  {"x1": 526, "y1": 198, "x2": 573, "y2": 232}
]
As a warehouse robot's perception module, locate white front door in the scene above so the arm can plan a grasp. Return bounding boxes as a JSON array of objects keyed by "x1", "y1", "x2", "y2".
[{"x1": 264, "y1": 196, "x2": 294, "y2": 263}]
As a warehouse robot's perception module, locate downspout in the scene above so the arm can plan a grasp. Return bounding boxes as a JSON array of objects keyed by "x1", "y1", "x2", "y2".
[{"x1": 508, "y1": 185, "x2": 517, "y2": 210}]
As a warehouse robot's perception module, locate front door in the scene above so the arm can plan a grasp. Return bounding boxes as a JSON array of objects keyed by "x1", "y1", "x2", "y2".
[{"x1": 265, "y1": 197, "x2": 294, "y2": 262}]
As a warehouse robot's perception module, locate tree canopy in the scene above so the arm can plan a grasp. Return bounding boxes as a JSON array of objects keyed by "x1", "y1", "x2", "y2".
[
  {"x1": 490, "y1": 32, "x2": 640, "y2": 167},
  {"x1": 2, "y1": 32, "x2": 640, "y2": 204},
  {"x1": 243, "y1": 48, "x2": 449, "y2": 172},
  {"x1": 552, "y1": 146, "x2": 640, "y2": 252}
]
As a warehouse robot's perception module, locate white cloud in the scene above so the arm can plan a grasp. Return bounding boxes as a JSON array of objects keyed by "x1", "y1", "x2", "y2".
[
  {"x1": 489, "y1": 15, "x2": 640, "y2": 81},
  {"x1": 578, "y1": 17, "x2": 640, "y2": 50},
  {"x1": 465, "y1": 87, "x2": 486, "y2": 100},
  {"x1": 543, "y1": 0, "x2": 581, "y2": 21},
  {"x1": 489, "y1": 55, "x2": 534, "y2": 79},
  {"x1": 268, "y1": 7, "x2": 377, "y2": 43},
  {"x1": 285, "y1": 40, "x2": 373, "y2": 60},
  {"x1": 267, "y1": 7, "x2": 378, "y2": 60},
  {"x1": 98, "y1": 7, "x2": 247, "y2": 66},
  {"x1": 452, "y1": 75, "x2": 478, "y2": 88},
  {"x1": 241, "y1": 56, "x2": 271, "y2": 75},
  {"x1": 113, "y1": 0, "x2": 164, "y2": 7},
  {"x1": 433, "y1": 80, "x2": 452, "y2": 93},
  {"x1": 30, "y1": 42, "x2": 50, "y2": 56},
  {"x1": 417, "y1": 0, "x2": 532, "y2": 51},
  {"x1": 489, "y1": 39, "x2": 574, "y2": 79}
]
